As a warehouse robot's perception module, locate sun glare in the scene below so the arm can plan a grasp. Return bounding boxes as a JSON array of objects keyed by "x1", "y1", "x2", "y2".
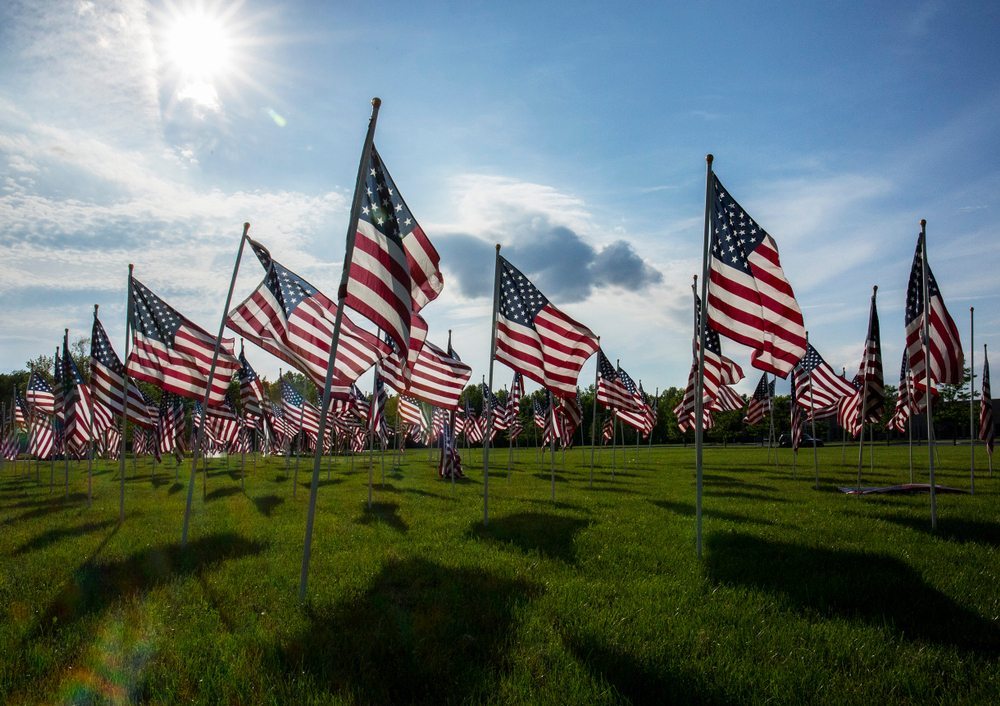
[{"x1": 165, "y1": 10, "x2": 233, "y2": 81}]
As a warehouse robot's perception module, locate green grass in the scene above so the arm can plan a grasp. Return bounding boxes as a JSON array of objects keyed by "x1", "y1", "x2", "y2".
[{"x1": 1, "y1": 443, "x2": 998, "y2": 704}]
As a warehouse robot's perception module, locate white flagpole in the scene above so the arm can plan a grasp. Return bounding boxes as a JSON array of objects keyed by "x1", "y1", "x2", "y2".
[
  {"x1": 482, "y1": 244, "x2": 502, "y2": 526},
  {"x1": 969, "y1": 307, "x2": 975, "y2": 494},
  {"x1": 181, "y1": 222, "x2": 251, "y2": 546},
  {"x1": 300, "y1": 97, "x2": 381, "y2": 601},
  {"x1": 694, "y1": 155, "x2": 714, "y2": 557},
  {"x1": 920, "y1": 221, "x2": 938, "y2": 529},
  {"x1": 767, "y1": 374, "x2": 777, "y2": 470},
  {"x1": 986, "y1": 343, "x2": 993, "y2": 478}
]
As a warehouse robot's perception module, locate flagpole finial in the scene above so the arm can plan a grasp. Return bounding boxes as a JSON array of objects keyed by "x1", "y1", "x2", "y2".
[
  {"x1": 495, "y1": 243, "x2": 501, "y2": 253},
  {"x1": 243, "y1": 222, "x2": 250, "y2": 235},
  {"x1": 920, "y1": 218, "x2": 927, "y2": 228},
  {"x1": 372, "y1": 97, "x2": 381, "y2": 108},
  {"x1": 872, "y1": 284, "x2": 878, "y2": 296},
  {"x1": 706, "y1": 154, "x2": 713, "y2": 165},
  {"x1": 94, "y1": 303, "x2": 99, "y2": 317}
]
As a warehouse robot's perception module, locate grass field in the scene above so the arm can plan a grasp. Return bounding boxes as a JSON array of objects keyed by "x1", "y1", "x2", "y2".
[{"x1": 1, "y1": 442, "x2": 998, "y2": 704}]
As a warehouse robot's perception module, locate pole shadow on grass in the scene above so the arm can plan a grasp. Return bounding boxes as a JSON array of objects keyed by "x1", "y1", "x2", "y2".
[
  {"x1": 281, "y1": 557, "x2": 538, "y2": 704},
  {"x1": 30, "y1": 533, "x2": 268, "y2": 640},
  {"x1": 11, "y1": 519, "x2": 117, "y2": 556},
  {"x1": 467, "y1": 512, "x2": 589, "y2": 564},
  {"x1": 704, "y1": 532, "x2": 1000, "y2": 653},
  {"x1": 205, "y1": 486, "x2": 242, "y2": 502},
  {"x1": 354, "y1": 501, "x2": 408, "y2": 533}
]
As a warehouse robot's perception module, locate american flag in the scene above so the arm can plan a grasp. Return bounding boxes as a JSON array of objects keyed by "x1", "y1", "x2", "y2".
[
  {"x1": 596, "y1": 349, "x2": 634, "y2": 410},
  {"x1": 98, "y1": 427, "x2": 122, "y2": 460},
  {"x1": 2, "y1": 425, "x2": 18, "y2": 461},
  {"x1": 207, "y1": 396, "x2": 241, "y2": 448},
  {"x1": 53, "y1": 345, "x2": 64, "y2": 423},
  {"x1": 282, "y1": 380, "x2": 321, "y2": 443},
  {"x1": 640, "y1": 383, "x2": 658, "y2": 437},
  {"x1": 26, "y1": 372, "x2": 55, "y2": 415},
  {"x1": 29, "y1": 413, "x2": 54, "y2": 459},
  {"x1": 602, "y1": 415, "x2": 614, "y2": 444},
  {"x1": 494, "y1": 256, "x2": 599, "y2": 398},
  {"x1": 743, "y1": 374, "x2": 773, "y2": 426},
  {"x1": 482, "y1": 383, "x2": 508, "y2": 432},
  {"x1": 61, "y1": 341, "x2": 94, "y2": 456},
  {"x1": 14, "y1": 389, "x2": 29, "y2": 430},
  {"x1": 90, "y1": 313, "x2": 156, "y2": 429},
  {"x1": 430, "y1": 407, "x2": 447, "y2": 443},
  {"x1": 904, "y1": 232, "x2": 964, "y2": 396},
  {"x1": 264, "y1": 400, "x2": 292, "y2": 447},
  {"x1": 377, "y1": 314, "x2": 428, "y2": 392},
  {"x1": 398, "y1": 395, "x2": 426, "y2": 431},
  {"x1": 381, "y1": 334, "x2": 471, "y2": 411},
  {"x1": 709, "y1": 384, "x2": 745, "y2": 413},
  {"x1": 707, "y1": 174, "x2": 806, "y2": 377},
  {"x1": 238, "y1": 348, "x2": 266, "y2": 418},
  {"x1": 557, "y1": 394, "x2": 583, "y2": 440},
  {"x1": 438, "y1": 421, "x2": 464, "y2": 478},
  {"x1": 532, "y1": 398, "x2": 547, "y2": 431},
  {"x1": 793, "y1": 344, "x2": 856, "y2": 420},
  {"x1": 613, "y1": 366, "x2": 649, "y2": 434},
  {"x1": 790, "y1": 376, "x2": 803, "y2": 451},
  {"x1": 674, "y1": 298, "x2": 744, "y2": 433},
  {"x1": 343, "y1": 146, "x2": 443, "y2": 354},
  {"x1": 541, "y1": 392, "x2": 561, "y2": 446},
  {"x1": 466, "y1": 412, "x2": 484, "y2": 444},
  {"x1": 507, "y1": 372, "x2": 524, "y2": 424},
  {"x1": 127, "y1": 276, "x2": 240, "y2": 406},
  {"x1": 369, "y1": 374, "x2": 389, "y2": 443},
  {"x1": 850, "y1": 293, "x2": 885, "y2": 428},
  {"x1": 981, "y1": 351, "x2": 994, "y2": 455},
  {"x1": 228, "y1": 239, "x2": 389, "y2": 398},
  {"x1": 157, "y1": 393, "x2": 185, "y2": 455},
  {"x1": 888, "y1": 353, "x2": 915, "y2": 433}
]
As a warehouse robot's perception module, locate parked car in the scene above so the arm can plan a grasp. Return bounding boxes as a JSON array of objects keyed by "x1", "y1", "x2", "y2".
[{"x1": 777, "y1": 434, "x2": 824, "y2": 448}]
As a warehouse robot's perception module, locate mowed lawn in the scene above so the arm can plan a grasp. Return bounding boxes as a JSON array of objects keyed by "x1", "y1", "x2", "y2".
[{"x1": 1, "y1": 443, "x2": 998, "y2": 705}]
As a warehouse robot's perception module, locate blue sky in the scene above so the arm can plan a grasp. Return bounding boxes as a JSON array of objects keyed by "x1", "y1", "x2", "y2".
[{"x1": 2, "y1": 0, "x2": 999, "y2": 398}]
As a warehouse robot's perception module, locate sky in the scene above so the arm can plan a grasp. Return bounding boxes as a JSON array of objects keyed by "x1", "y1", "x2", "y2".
[{"x1": 2, "y1": 0, "x2": 999, "y2": 400}]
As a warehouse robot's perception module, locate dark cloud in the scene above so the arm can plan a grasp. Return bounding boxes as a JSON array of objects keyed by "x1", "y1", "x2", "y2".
[{"x1": 436, "y1": 219, "x2": 662, "y2": 302}]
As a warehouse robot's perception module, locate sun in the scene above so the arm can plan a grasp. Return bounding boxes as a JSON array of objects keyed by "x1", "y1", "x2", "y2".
[{"x1": 164, "y1": 9, "x2": 233, "y2": 81}]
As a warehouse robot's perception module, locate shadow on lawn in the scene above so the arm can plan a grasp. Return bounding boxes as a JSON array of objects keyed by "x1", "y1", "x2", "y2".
[
  {"x1": 563, "y1": 631, "x2": 734, "y2": 705},
  {"x1": 283, "y1": 558, "x2": 538, "y2": 704},
  {"x1": 205, "y1": 486, "x2": 242, "y2": 502},
  {"x1": 705, "y1": 532, "x2": 1000, "y2": 652},
  {"x1": 253, "y1": 494, "x2": 284, "y2": 517},
  {"x1": 878, "y1": 513, "x2": 1000, "y2": 548},
  {"x1": 355, "y1": 501, "x2": 408, "y2": 533},
  {"x1": 32, "y1": 532, "x2": 268, "y2": 639},
  {"x1": 12, "y1": 519, "x2": 117, "y2": 556},
  {"x1": 650, "y1": 499, "x2": 776, "y2": 526},
  {"x1": 468, "y1": 512, "x2": 588, "y2": 563}
]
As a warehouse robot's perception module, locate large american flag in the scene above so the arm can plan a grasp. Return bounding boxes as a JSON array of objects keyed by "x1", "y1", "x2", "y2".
[
  {"x1": 127, "y1": 276, "x2": 240, "y2": 406},
  {"x1": 707, "y1": 174, "x2": 806, "y2": 377},
  {"x1": 26, "y1": 372, "x2": 55, "y2": 415},
  {"x1": 981, "y1": 351, "x2": 994, "y2": 455},
  {"x1": 370, "y1": 375, "x2": 389, "y2": 443},
  {"x1": 494, "y1": 256, "x2": 599, "y2": 398},
  {"x1": 793, "y1": 344, "x2": 856, "y2": 420},
  {"x1": 238, "y1": 348, "x2": 266, "y2": 418},
  {"x1": 602, "y1": 415, "x2": 614, "y2": 444},
  {"x1": 743, "y1": 374, "x2": 773, "y2": 426},
  {"x1": 438, "y1": 421, "x2": 464, "y2": 479},
  {"x1": 343, "y1": 146, "x2": 443, "y2": 354},
  {"x1": 61, "y1": 343, "x2": 94, "y2": 456},
  {"x1": 904, "y1": 232, "x2": 964, "y2": 396},
  {"x1": 91, "y1": 313, "x2": 156, "y2": 428},
  {"x1": 709, "y1": 384, "x2": 745, "y2": 413},
  {"x1": 228, "y1": 239, "x2": 389, "y2": 398},
  {"x1": 398, "y1": 395, "x2": 426, "y2": 431}
]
